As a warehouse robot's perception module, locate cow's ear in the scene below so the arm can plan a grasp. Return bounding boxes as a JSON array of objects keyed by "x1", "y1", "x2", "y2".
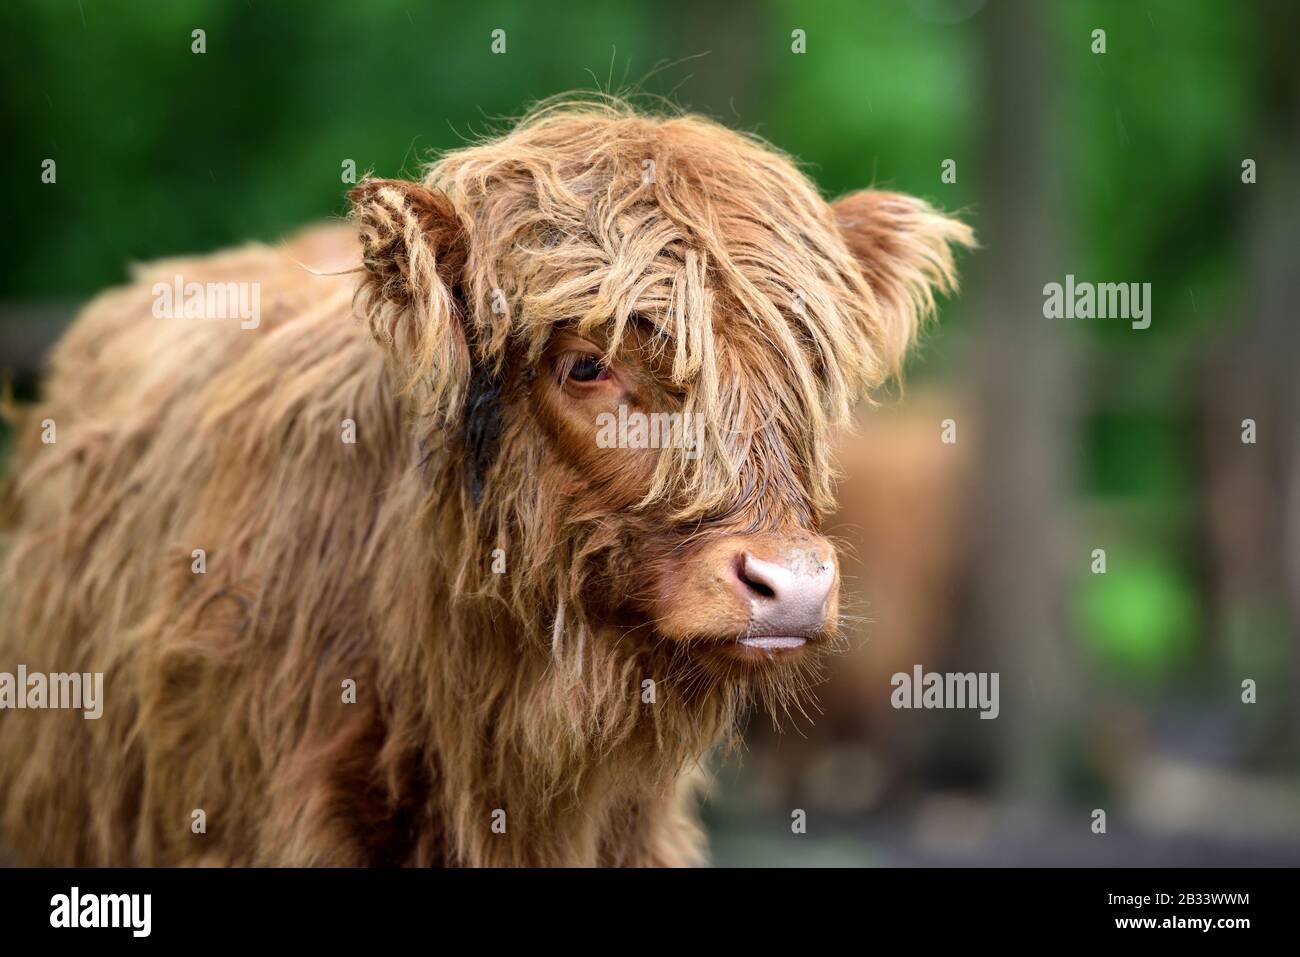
[
  {"x1": 349, "y1": 177, "x2": 471, "y2": 420},
  {"x1": 831, "y1": 190, "x2": 974, "y2": 380}
]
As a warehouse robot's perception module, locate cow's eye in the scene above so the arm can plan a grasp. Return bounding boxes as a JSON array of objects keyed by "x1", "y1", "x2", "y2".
[{"x1": 566, "y1": 354, "x2": 609, "y2": 383}]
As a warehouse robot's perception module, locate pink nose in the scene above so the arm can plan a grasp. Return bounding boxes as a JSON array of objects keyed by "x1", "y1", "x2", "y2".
[{"x1": 734, "y1": 550, "x2": 836, "y2": 637}]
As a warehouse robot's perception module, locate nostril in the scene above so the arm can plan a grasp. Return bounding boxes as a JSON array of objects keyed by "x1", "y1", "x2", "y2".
[{"x1": 735, "y1": 552, "x2": 777, "y2": 599}]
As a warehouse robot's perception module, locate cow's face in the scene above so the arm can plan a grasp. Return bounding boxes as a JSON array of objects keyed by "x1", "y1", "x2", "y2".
[
  {"x1": 350, "y1": 105, "x2": 972, "y2": 687},
  {"x1": 526, "y1": 319, "x2": 843, "y2": 668}
]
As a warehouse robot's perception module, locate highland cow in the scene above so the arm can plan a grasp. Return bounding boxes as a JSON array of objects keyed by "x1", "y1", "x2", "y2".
[{"x1": 0, "y1": 98, "x2": 971, "y2": 866}]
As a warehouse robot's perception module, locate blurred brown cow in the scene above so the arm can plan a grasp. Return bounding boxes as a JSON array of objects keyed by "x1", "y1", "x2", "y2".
[{"x1": 746, "y1": 389, "x2": 972, "y2": 813}]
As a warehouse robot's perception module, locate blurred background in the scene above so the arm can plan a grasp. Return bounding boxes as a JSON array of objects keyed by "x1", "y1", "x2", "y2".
[{"x1": 2, "y1": 0, "x2": 1298, "y2": 865}]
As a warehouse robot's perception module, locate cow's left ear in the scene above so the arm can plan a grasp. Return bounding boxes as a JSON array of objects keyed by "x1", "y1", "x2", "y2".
[
  {"x1": 349, "y1": 177, "x2": 471, "y2": 420},
  {"x1": 831, "y1": 190, "x2": 975, "y2": 380}
]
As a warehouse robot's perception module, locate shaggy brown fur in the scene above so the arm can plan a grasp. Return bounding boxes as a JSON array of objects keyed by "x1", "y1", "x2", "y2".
[{"x1": 0, "y1": 97, "x2": 971, "y2": 866}]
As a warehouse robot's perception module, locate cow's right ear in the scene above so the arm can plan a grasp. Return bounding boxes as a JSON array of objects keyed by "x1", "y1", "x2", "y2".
[
  {"x1": 349, "y1": 177, "x2": 472, "y2": 420},
  {"x1": 831, "y1": 190, "x2": 974, "y2": 385}
]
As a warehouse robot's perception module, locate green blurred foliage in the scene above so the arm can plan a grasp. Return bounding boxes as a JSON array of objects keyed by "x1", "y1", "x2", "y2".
[
  {"x1": 1085, "y1": 409, "x2": 1194, "y2": 499},
  {"x1": 1078, "y1": 555, "x2": 1198, "y2": 681}
]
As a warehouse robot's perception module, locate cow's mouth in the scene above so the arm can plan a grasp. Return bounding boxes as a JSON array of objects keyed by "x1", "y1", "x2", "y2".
[
  {"x1": 706, "y1": 634, "x2": 811, "y2": 664},
  {"x1": 738, "y1": 636, "x2": 806, "y2": 651}
]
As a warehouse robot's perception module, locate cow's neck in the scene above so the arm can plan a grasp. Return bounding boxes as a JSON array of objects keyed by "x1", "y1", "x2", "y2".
[{"x1": 421, "y1": 613, "x2": 735, "y2": 866}]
